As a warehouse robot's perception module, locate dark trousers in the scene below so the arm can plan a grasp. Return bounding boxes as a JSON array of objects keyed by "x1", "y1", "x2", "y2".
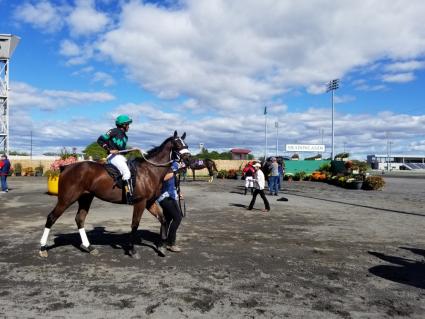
[
  {"x1": 159, "y1": 197, "x2": 182, "y2": 245},
  {"x1": 248, "y1": 189, "x2": 270, "y2": 211},
  {"x1": 1, "y1": 175, "x2": 7, "y2": 191}
]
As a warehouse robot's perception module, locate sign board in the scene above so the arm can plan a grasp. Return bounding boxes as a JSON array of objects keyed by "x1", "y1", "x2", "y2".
[{"x1": 286, "y1": 144, "x2": 325, "y2": 152}]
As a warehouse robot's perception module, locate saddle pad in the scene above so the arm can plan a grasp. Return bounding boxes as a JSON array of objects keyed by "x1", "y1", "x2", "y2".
[{"x1": 104, "y1": 160, "x2": 137, "y2": 189}]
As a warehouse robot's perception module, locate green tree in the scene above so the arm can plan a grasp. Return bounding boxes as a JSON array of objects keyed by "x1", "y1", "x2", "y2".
[
  {"x1": 8, "y1": 150, "x2": 29, "y2": 156},
  {"x1": 83, "y1": 142, "x2": 107, "y2": 160},
  {"x1": 195, "y1": 148, "x2": 247, "y2": 160}
]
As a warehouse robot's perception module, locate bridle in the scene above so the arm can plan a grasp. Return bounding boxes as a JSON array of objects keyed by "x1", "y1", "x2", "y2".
[{"x1": 126, "y1": 136, "x2": 190, "y2": 167}]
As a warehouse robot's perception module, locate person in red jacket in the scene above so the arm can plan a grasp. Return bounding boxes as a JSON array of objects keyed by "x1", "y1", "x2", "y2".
[
  {"x1": 242, "y1": 161, "x2": 255, "y2": 195},
  {"x1": 0, "y1": 154, "x2": 11, "y2": 193}
]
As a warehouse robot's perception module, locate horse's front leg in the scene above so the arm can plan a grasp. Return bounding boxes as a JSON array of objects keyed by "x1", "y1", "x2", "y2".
[
  {"x1": 147, "y1": 202, "x2": 167, "y2": 240},
  {"x1": 147, "y1": 202, "x2": 167, "y2": 256},
  {"x1": 128, "y1": 200, "x2": 146, "y2": 259}
]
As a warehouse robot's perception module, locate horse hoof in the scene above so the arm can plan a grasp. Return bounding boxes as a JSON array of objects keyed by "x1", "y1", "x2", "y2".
[
  {"x1": 39, "y1": 250, "x2": 48, "y2": 258},
  {"x1": 131, "y1": 252, "x2": 141, "y2": 259},
  {"x1": 89, "y1": 248, "x2": 99, "y2": 256},
  {"x1": 80, "y1": 244, "x2": 99, "y2": 256},
  {"x1": 157, "y1": 246, "x2": 166, "y2": 257},
  {"x1": 129, "y1": 248, "x2": 141, "y2": 259}
]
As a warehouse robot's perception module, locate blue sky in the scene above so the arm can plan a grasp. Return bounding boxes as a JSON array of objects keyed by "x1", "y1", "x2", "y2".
[{"x1": 1, "y1": 0, "x2": 425, "y2": 159}]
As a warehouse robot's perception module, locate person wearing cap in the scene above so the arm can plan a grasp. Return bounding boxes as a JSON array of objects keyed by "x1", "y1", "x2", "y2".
[
  {"x1": 157, "y1": 161, "x2": 184, "y2": 252},
  {"x1": 0, "y1": 154, "x2": 11, "y2": 193},
  {"x1": 247, "y1": 162, "x2": 270, "y2": 212},
  {"x1": 97, "y1": 114, "x2": 134, "y2": 204}
]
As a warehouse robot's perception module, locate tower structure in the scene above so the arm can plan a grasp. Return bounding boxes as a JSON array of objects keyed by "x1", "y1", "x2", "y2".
[{"x1": 0, "y1": 34, "x2": 20, "y2": 155}]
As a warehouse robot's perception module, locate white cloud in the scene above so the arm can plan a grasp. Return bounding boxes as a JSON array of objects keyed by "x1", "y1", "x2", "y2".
[
  {"x1": 10, "y1": 81, "x2": 115, "y2": 111},
  {"x1": 59, "y1": 39, "x2": 81, "y2": 56},
  {"x1": 91, "y1": 71, "x2": 116, "y2": 87},
  {"x1": 9, "y1": 96, "x2": 425, "y2": 157},
  {"x1": 306, "y1": 84, "x2": 327, "y2": 95},
  {"x1": 71, "y1": 66, "x2": 95, "y2": 76},
  {"x1": 334, "y1": 95, "x2": 356, "y2": 104},
  {"x1": 96, "y1": 0, "x2": 425, "y2": 112},
  {"x1": 67, "y1": 0, "x2": 109, "y2": 36},
  {"x1": 13, "y1": 1, "x2": 68, "y2": 33},
  {"x1": 384, "y1": 60, "x2": 425, "y2": 72},
  {"x1": 382, "y1": 72, "x2": 415, "y2": 83},
  {"x1": 409, "y1": 140, "x2": 425, "y2": 152}
]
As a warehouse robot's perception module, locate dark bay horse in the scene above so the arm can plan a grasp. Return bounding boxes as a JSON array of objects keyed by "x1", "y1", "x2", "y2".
[
  {"x1": 39, "y1": 131, "x2": 190, "y2": 259},
  {"x1": 183, "y1": 157, "x2": 218, "y2": 182}
]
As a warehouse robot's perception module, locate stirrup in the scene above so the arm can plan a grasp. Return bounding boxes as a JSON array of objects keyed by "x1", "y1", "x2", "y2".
[
  {"x1": 126, "y1": 192, "x2": 134, "y2": 205},
  {"x1": 124, "y1": 179, "x2": 134, "y2": 205}
]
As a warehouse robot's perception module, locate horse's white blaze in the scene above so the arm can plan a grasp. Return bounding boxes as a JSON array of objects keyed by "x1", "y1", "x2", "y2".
[
  {"x1": 79, "y1": 228, "x2": 90, "y2": 247},
  {"x1": 40, "y1": 228, "x2": 50, "y2": 246}
]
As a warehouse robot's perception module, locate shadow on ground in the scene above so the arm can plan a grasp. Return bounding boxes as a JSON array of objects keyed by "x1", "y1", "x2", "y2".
[
  {"x1": 47, "y1": 226, "x2": 162, "y2": 256},
  {"x1": 368, "y1": 247, "x2": 425, "y2": 289}
]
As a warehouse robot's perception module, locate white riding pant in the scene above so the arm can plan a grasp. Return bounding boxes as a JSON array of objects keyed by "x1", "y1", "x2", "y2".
[
  {"x1": 245, "y1": 176, "x2": 254, "y2": 188},
  {"x1": 108, "y1": 154, "x2": 131, "y2": 180}
]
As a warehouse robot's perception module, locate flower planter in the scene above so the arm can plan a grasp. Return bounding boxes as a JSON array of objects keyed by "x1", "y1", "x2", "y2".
[
  {"x1": 346, "y1": 180, "x2": 363, "y2": 190},
  {"x1": 47, "y1": 176, "x2": 59, "y2": 195}
]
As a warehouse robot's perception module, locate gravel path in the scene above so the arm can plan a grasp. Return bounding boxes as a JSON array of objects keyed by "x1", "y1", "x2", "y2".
[{"x1": 0, "y1": 176, "x2": 424, "y2": 318}]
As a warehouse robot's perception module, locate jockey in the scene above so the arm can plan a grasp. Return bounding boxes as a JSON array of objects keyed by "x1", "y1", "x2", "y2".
[{"x1": 97, "y1": 114, "x2": 134, "y2": 204}]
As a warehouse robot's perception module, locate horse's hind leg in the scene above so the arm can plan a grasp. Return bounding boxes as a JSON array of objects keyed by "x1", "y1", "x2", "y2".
[
  {"x1": 75, "y1": 193, "x2": 98, "y2": 255},
  {"x1": 39, "y1": 196, "x2": 78, "y2": 258},
  {"x1": 208, "y1": 168, "x2": 213, "y2": 183},
  {"x1": 128, "y1": 200, "x2": 147, "y2": 259},
  {"x1": 192, "y1": 169, "x2": 196, "y2": 181}
]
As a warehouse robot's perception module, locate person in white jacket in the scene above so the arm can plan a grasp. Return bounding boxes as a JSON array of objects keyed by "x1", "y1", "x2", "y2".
[{"x1": 247, "y1": 162, "x2": 270, "y2": 212}]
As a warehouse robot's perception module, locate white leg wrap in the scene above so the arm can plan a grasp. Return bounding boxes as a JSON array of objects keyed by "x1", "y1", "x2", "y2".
[
  {"x1": 79, "y1": 228, "x2": 90, "y2": 247},
  {"x1": 40, "y1": 228, "x2": 50, "y2": 246}
]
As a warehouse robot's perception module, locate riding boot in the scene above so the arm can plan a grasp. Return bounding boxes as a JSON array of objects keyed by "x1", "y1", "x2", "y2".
[{"x1": 123, "y1": 179, "x2": 134, "y2": 205}]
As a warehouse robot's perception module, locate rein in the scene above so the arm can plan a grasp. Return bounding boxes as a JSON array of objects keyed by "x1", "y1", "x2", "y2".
[
  {"x1": 175, "y1": 171, "x2": 186, "y2": 217},
  {"x1": 119, "y1": 148, "x2": 173, "y2": 167}
]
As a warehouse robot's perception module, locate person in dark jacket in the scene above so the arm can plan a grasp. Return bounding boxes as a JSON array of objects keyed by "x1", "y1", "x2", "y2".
[
  {"x1": 0, "y1": 154, "x2": 11, "y2": 193},
  {"x1": 97, "y1": 114, "x2": 134, "y2": 204},
  {"x1": 158, "y1": 161, "x2": 184, "y2": 252}
]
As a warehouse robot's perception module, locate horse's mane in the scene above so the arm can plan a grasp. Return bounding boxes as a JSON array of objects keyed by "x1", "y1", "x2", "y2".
[{"x1": 135, "y1": 136, "x2": 173, "y2": 163}]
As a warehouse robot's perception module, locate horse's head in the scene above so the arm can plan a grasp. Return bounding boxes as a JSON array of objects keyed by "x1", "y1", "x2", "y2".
[{"x1": 171, "y1": 131, "x2": 191, "y2": 161}]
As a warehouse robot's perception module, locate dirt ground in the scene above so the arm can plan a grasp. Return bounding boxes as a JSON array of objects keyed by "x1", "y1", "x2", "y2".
[{"x1": 1, "y1": 175, "x2": 425, "y2": 318}]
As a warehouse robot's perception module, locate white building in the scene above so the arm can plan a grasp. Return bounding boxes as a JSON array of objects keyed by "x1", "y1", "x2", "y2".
[{"x1": 367, "y1": 154, "x2": 425, "y2": 170}]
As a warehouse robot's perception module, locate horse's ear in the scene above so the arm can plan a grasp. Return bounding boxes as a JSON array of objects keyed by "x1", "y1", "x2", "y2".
[
  {"x1": 181, "y1": 132, "x2": 186, "y2": 140},
  {"x1": 173, "y1": 131, "x2": 177, "y2": 138}
]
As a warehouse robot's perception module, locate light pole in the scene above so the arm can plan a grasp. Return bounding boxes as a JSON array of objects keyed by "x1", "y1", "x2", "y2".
[
  {"x1": 327, "y1": 79, "x2": 339, "y2": 160},
  {"x1": 264, "y1": 106, "x2": 268, "y2": 160},
  {"x1": 275, "y1": 121, "x2": 279, "y2": 156},
  {"x1": 386, "y1": 132, "x2": 390, "y2": 171},
  {"x1": 30, "y1": 130, "x2": 32, "y2": 160}
]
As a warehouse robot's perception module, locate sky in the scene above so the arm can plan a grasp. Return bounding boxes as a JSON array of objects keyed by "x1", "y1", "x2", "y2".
[{"x1": 1, "y1": 0, "x2": 425, "y2": 159}]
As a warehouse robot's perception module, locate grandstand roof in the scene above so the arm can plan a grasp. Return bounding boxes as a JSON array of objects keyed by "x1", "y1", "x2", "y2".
[{"x1": 231, "y1": 148, "x2": 251, "y2": 154}]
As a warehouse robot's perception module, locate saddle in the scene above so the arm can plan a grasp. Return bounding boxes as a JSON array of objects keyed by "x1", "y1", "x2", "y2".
[{"x1": 104, "y1": 159, "x2": 137, "y2": 189}]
